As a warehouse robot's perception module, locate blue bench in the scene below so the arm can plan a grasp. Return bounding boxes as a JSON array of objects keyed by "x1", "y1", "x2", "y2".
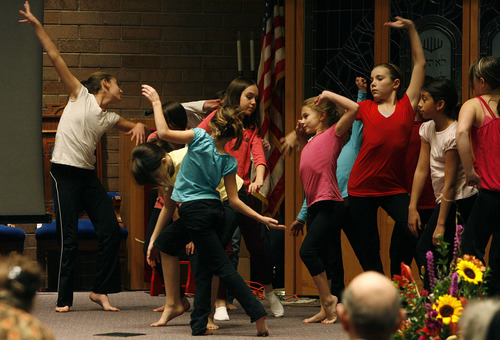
[
  {"x1": 36, "y1": 192, "x2": 128, "y2": 291},
  {"x1": 0, "y1": 224, "x2": 26, "y2": 255}
]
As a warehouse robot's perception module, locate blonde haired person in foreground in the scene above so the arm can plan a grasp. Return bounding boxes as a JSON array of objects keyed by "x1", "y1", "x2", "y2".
[
  {"x1": 0, "y1": 254, "x2": 54, "y2": 339},
  {"x1": 338, "y1": 271, "x2": 405, "y2": 340}
]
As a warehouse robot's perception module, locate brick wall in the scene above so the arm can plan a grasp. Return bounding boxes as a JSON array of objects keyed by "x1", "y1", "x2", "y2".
[
  {"x1": 42, "y1": 0, "x2": 262, "y2": 192},
  {"x1": 20, "y1": 0, "x2": 262, "y2": 266}
]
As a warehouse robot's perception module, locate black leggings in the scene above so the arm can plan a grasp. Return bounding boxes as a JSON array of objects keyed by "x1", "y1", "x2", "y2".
[
  {"x1": 51, "y1": 163, "x2": 121, "y2": 307},
  {"x1": 348, "y1": 193, "x2": 414, "y2": 276},
  {"x1": 461, "y1": 189, "x2": 500, "y2": 295},
  {"x1": 300, "y1": 200, "x2": 344, "y2": 278},
  {"x1": 416, "y1": 195, "x2": 476, "y2": 289},
  {"x1": 179, "y1": 199, "x2": 266, "y2": 335}
]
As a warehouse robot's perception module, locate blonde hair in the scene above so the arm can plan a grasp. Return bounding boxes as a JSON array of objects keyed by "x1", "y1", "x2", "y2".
[{"x1": 209, "y1": 106, "x2": 244, "y2": 150}]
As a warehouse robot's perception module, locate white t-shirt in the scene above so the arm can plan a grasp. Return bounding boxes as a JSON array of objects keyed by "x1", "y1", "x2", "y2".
[
  {"x1": 420, "y1": 120, "x2": 477, "y2": 203},
  {"x1": 51, "y1": 86, "x2": 120, "y2": 170}
]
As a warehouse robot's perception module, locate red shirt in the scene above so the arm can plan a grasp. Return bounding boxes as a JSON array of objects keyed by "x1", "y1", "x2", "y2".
[
  {"x1": 348, "y1": 94, "x2": 414, "y2": 196},
  {"x1": 405, "y1": 121, "x2": 437, "y2": 209},
  {"x1": 471, "y1": 96, "x2": 500, "y2": 192},
  {"x1": 198, "y1": 111, "x2": 267, "y2": 190}
]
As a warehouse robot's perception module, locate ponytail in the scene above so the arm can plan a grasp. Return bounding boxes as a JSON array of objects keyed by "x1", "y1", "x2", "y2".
[
  {"x1": 209, "y1": 106, "x2": 244, "y2": 150},
  {"x1": 81, "y1": 72, "x2": 115, "y2": 94}
]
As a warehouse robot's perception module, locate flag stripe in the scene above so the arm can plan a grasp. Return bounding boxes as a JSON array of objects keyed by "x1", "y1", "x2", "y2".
[{"x1": 256, "y1": 0, "x2": 285, "y2": 217}]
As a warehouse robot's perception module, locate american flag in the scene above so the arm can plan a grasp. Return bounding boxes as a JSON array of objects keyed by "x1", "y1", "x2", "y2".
[{"x1": 256, "y1": 0, "x2": 285, "y2": 217}]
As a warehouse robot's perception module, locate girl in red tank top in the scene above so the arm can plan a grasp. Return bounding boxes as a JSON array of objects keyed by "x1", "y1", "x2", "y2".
[{"x1": 457, "y1": 56, "x2": 500, "y2": 295}]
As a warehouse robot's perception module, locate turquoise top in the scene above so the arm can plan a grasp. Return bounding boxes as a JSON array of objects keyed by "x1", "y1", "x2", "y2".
[{"x1": 171, "y1": 128, "x2": 238, "y2": 203}]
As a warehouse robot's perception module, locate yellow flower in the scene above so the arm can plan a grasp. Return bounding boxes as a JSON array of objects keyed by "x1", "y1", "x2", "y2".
[
  {"x1": 456, "y1": 260, "x2": 483, "y2": 284},
  {"x1": 433, "y1": 294, "x2": 463, "y2": 325}
]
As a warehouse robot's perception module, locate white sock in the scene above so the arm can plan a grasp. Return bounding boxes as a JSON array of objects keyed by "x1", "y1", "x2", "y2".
[
  {"x1": 264, "y1": 290, "x2": 284, "y2": 317},
  {"x1": 213, "y1": 306, "x2": 230, "y2": 321}
]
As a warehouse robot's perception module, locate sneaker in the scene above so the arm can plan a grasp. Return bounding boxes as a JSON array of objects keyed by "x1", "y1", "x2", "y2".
[
  {"x1": 214, "y1": 306, "x2": 230, "y2": 321},
  {"x1": 264, "y1": 290, "x2": 284, "y2": 317}
]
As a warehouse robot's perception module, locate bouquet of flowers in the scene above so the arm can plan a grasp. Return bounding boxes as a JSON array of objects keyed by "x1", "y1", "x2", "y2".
[{"x1": 392, "y1": 225, "x2": 489, "y2": 340}]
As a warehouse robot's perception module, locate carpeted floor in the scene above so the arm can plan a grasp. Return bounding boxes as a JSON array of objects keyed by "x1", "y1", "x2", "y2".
[{"x1": 32, "y1": 291, "x2": 350, "y2": 339}]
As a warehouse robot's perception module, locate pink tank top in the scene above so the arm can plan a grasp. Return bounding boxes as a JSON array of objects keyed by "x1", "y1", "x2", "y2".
[{"x1": 471, "y1": 96, "x2": 500, "y2": 191}]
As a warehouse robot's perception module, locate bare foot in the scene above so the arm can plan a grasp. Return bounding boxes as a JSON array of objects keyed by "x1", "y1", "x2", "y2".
[
  {"x1": 182, "y1": 296, "x2": 191, "y2": 311},
  {"x1": 256, "y1": 316, "x2": 269, "y2": 337},
  {"x1": 153, "y1": 297, "x2": 190, "y2": 313},
  {"x1": 226, "y1": 302, "x2": 237, "y2": 311},
  {"x1": 153, "y1": 305, "x2": 164, "y2": 312},
  {"x1": 55, "y1": 306, "x2": 70, "y2": 313},
  {"x1": 303, "y1": 306, "x2": 326, "y2": 323},
  {"x1": 150, "y1": 303, "x2": 185, "y2": 327},
  {"x1": 320, "y1": 295, "x2": 338, "y2": 324},
  {"x1": 89, "y1": 292, "x2": 119, "y2": 311},
  {"x1": 207, "y1": 317, "x2": 219, "y2": 330}
]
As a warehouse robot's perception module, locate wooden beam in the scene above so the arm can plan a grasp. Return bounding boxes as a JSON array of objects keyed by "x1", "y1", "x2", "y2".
[
  {"x1": 119, "y1": 118, "x2": 156, "y2": 290},
  {"x1": 284, "y1": 0, "x2": 300, "y2": 295},
  {"x1": 462, "y1": 0, "x2": 480, "y2": 103},
  {"x1": 374, "y1": 0, "x2": 390, "y2": 65}
]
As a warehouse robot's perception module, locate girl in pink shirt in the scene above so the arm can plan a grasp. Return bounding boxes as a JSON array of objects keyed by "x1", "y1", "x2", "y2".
[
  {"x1": 290, "y1": 91, "x2": 358, "y2": 324},
  {"x1": 457, "y1": 56, "x2": 500, "y2": 295}
]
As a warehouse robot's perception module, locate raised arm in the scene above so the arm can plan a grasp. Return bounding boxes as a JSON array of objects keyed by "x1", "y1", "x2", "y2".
[
  {"x1": 19, "y1": 1, "x2": 81, "y2": 99},
  {"x1": 142, "y1": 84, "x2": 194, "y2": 145},
  {"x1": 315, "y1": 90, "x2": 359, "y2": 137},
  {"x1": 385, "y1": 17, "x2": 425, "y2": 109}
]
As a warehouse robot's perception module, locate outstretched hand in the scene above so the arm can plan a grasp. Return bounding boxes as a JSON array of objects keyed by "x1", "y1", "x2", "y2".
[
  {"x1": 18, "y1": 1, "x2": 40, "y2": 27},
  {"x1": 289, "y1": 220, "x2": 304, "y2": 237},
  {"x1": 125, "y1": 122, "x2": 148, "y2": 145},
  {"x1": 141, "y1": 84, "x2": 161, "y2": 106},
  {"x1": 384, "y1": 16, "x2": 414, "y2": 30},
  {"x1": 261, "y1": 217, "x2": 286, "y2": 231}
]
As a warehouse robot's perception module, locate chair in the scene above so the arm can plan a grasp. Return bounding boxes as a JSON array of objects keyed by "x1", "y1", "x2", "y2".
[
  {"x1": 150, "y1": 261, "x2": 195, "y2": 296},
  {"x1": 36, "y1": 192, "x2": 128, "y2": 291},
  {"x1": 0, "y1": 224, "x2": 25, "y2": 255}
]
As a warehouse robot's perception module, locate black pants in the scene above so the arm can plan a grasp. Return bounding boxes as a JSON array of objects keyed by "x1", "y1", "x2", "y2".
[
  {"x1": 328, "y1": 201, "x2": 368, "y2": 300},
  {"x1": 220, "y1": 188, "x2": 273, "y2": 285},
  {"x1": 348, "y1": 193, "x2": 415, "y2": 276},
  {"x1": 300, "y1": 200, "x2": 344, "y2": 278},
  {"x1": 461, "y1": 189, "x2": 500, "y2": 295},
  {"x1": 179, "y1": 199, "x2": 266, "y2": 335},
  {"x1": 416, "y1": 195, "x2": 476, "y2": 289},
  {"x1": 51, "y1": 163, "x2": 121, "y2": 307}
]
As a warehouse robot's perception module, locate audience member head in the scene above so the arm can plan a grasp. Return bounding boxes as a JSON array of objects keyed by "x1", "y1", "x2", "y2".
[
  {"x1": 338, "y1": 271, "x2": 405, "y2": 340},
  {"x1": 0, "y1": 254, "x2": 43, "y2": 312},
  {"x1": 460, "y1": 298, "x2": 500, "y2": 340}
]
